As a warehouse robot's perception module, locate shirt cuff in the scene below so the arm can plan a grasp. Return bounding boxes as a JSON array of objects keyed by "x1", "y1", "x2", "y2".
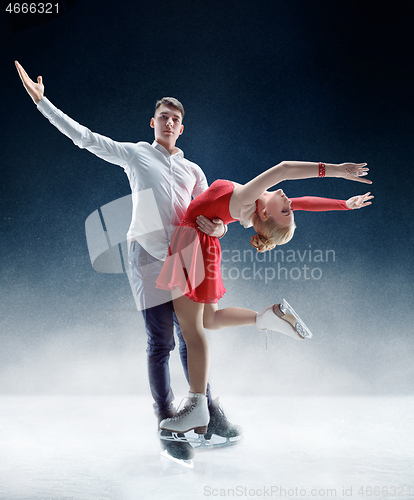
[
  {"x1": 37, "y1": 96, "x2": 55, "y2": 116},
  {"x1": 218, "y1": 224, "x2": 228, "y2": 239}
]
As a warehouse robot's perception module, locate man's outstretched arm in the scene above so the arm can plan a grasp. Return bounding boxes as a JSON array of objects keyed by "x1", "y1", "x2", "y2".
[
  {"x1": 16, "y1": 61, "x2": 227, "y2": 237},
  {"x1": 15, "y1": 61, "x2": 133, "y2": 167}
]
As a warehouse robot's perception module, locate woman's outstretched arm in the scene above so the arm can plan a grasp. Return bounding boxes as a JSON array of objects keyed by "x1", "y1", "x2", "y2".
[
  {"x1": 291, "y1": 192, "x2": 374, "y2": 211},
  {"x1": 235, "y1": 161, "x2": 372, "y2": 206}
]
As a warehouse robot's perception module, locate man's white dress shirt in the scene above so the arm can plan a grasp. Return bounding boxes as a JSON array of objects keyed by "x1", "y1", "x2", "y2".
[{"x1": 37, "y1": 97, "x2": 208, "y2": 261}]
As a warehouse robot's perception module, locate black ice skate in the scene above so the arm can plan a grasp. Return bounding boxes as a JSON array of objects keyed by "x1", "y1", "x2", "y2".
[
  {"x1": 159, "y1": 397, "x2": 243, "y2": 451},
  {"x1": 159, "y1": 430, "x2": 195, "y2": 468},
  {"x1": 193, "y1": 398, "x2": 243, "y2": 449},
  {"x1": 158, "y1": 408, "x2": 195, "y2": 468}
]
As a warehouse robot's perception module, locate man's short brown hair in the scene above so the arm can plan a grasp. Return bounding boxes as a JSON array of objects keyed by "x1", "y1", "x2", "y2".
[{"x1": 155, "y1": 97, "x2": 185, "y2": 120}]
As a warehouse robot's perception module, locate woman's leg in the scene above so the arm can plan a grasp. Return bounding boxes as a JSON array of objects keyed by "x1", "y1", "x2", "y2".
[
  {"x1": 172, "y1": 294, "x2": 210, "y2": 395},
  {"x1": 203, "y1": 301, "x2": 311, "y2": 340},
  {"x1": 203, "y1": 303, "x2": 256, "y2": 330}
]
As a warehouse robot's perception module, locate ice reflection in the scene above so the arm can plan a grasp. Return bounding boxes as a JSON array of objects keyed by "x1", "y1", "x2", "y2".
[{"x1": 0, "y1": 396, "x2": 413, "y2": 500}]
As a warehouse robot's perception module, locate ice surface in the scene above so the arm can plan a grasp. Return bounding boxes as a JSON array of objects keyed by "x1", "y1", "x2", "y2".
[{"x1": 0, "y1": 396, "x2": 413, "y2": 500}]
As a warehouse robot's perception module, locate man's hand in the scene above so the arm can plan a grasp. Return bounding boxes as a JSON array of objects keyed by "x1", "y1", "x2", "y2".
[
  {"x1": 196, "y1": 216, "x2": 226, "y2": 238},
  {"x1": 346, "y1": 192, "x2": 374, "y2": 209},
  {"x1": 15, "y1": 61, "x2": 44, "y2": 104}
]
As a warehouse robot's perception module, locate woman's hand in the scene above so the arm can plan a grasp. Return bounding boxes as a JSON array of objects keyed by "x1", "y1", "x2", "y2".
[
  {"x1": 15, "y1": 61, "x2": 44, "y2": 104},
  {"x1": 346, "y1": 192, "x2": 374, "y2": 209},
  {"x1": 328, "y1": 163, "x2": 372, "y2": 184}
]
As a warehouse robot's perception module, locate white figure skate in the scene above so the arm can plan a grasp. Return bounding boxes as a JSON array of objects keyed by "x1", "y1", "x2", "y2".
[
  {"x1": 256, "y1": 299, "x2": 313, "y2": 340},
  {"x1": 159, "y1": 393, "x2": 209, "y2": 434},
  {"x1": 159, "y1": 397, "x2": 243, "y2": 451}
]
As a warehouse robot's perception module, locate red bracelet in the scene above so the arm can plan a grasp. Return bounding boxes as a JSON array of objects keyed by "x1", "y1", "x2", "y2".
[{"x1": 318, "y1": 162, "x2": 326, "y2": 177}]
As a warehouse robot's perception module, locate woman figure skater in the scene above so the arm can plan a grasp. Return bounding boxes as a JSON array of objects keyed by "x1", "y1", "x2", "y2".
[{"x1": 156, "y1": 160, "x2": 373, "y2": 435}]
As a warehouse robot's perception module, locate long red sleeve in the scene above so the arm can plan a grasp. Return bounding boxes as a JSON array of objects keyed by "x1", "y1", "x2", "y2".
[{"x1": 290, "y1": 197, "x2": 350, "y2": 211}]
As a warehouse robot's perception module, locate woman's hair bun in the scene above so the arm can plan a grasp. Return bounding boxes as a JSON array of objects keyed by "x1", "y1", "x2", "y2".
[
  {"x1": 250, "y1": 212, "x2": 296, "y2": 252},
  {"x1": 250, "y1": 233, "x2": 276, "y2": 253}
]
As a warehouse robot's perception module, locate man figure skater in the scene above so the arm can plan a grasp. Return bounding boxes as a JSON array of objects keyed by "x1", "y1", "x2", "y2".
[{"x1": 15, "y1": 61, "x2": 242, "y2": 462}]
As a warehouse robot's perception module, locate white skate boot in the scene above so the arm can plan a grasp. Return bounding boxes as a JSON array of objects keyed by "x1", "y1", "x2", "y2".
[
  {"x1": 159, "y1": 392, "x2": 210, "y2": 434},
  {"x1": 256, "y1": 299, "x2": 312, "y2": 340}
]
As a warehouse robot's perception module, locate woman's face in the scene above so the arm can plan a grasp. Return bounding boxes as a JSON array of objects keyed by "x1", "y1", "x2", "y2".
[{"x1": 263, "y1": 189, "x2": 294, "y2": 225}]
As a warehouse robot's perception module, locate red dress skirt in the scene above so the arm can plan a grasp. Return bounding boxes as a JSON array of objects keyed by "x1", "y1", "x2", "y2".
[{"x1": 156, "y1": 180, "x2": 238, "y2": 303}]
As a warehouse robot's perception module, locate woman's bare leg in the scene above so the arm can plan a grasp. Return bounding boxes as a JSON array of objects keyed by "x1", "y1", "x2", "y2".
[
  {"x1": 202, "y1": 303, "x2": 306, "y2": 340},
  {"x1": 203, "y1": 304, "x2": 256, "y2": 330},
  {"x1": 173, "y1": 294, "x2": 209, "y2": 395}
]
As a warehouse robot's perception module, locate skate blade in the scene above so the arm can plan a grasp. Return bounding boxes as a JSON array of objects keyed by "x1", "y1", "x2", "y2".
[
  {"x1": 191, "y1": 433, "x2": 244, "y2": 450},
  {"x1": 281, "y1": 299, "x2": 313, "y2": 339},
  {"x1": 158, "y1": 429, "x2": 242, "y2": 450},
  {"x1": 160, "y1": 450, "x2": 194, "y2": 469},
  {"x1": 159, "y1": 424, "x2": 208, "y2": 434},
  {"x1": 159, "y1": 429, "x2": 199, "y2": 443}
]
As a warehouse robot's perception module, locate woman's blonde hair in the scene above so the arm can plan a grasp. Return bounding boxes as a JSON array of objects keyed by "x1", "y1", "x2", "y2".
[{"x1": 250, "y1": 213, "x2": 296, "y2": 253}]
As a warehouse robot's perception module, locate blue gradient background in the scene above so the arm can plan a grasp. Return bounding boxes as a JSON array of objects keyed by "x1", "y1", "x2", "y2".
[{"x1": 1, "y1": 1, "x2": 413, "y2": 396}]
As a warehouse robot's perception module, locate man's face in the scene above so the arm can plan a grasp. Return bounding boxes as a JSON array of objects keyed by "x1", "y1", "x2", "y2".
[{"x1": 150, "y1": 105, "x2": 184, "y2": 146}]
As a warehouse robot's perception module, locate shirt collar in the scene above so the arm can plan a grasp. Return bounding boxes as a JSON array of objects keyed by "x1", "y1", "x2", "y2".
[{"x1": 152, "y1": 140, "x2": 184, "y2": 159}]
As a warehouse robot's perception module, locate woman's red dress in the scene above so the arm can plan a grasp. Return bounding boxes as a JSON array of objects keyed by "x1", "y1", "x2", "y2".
[{"x1": 156, "y1": 180, "x2": 238, "y2": 303}]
